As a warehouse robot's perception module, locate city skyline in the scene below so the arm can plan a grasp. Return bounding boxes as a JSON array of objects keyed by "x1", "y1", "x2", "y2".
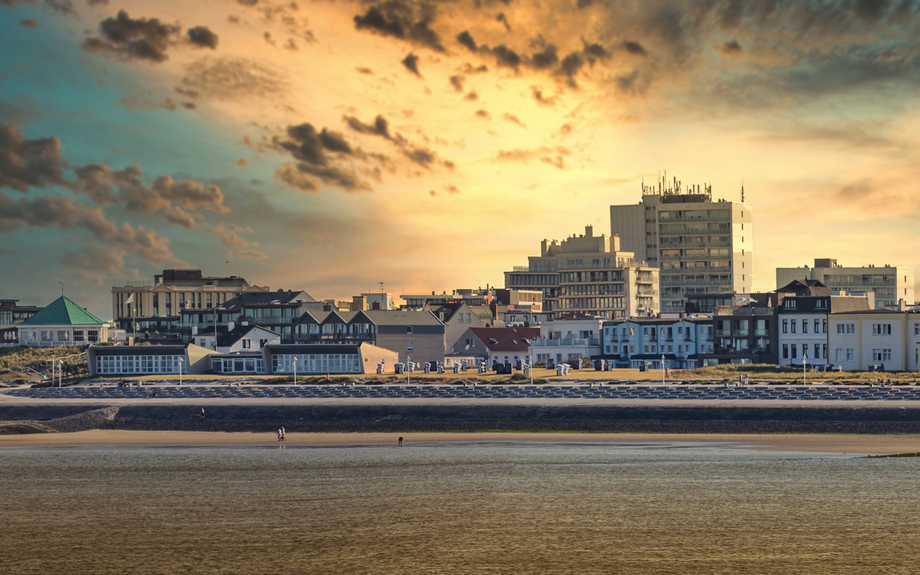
[{"x1": 3, "y1": 0, "x2": 920, "y2": 320}]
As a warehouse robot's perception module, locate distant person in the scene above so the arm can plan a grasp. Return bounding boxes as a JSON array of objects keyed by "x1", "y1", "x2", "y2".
[
  {"x1": 398, "y1": 436, "x2": 403, "y2": 447},
  {"x1": 738, "y1": 374, "x2": 743, "y2": 387},
  {"x1": 281, "y1": 427, "x2": 286, "y2": 442},
  {"x1": 744, "y1": 374, "x2": 749, "y2": 386},
  {"x1": 664, "y1": 366, "x2": 669, "y2": 378},
  {"x1": 277, "y1": 428, "x2": 282, "y2": 442},
  {"x1": 199, "y1": 407, "x2": 205, "y2": 419}
]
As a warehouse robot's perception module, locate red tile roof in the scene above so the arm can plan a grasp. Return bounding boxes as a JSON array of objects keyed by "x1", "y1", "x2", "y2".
[{"x1": 469, "y1": 327, "x2": 540, "y2": 352}]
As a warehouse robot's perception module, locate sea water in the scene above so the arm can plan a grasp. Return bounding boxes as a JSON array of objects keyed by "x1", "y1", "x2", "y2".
[{"x1": 1, "y1": 441, "x2": 918, "y2": 574}]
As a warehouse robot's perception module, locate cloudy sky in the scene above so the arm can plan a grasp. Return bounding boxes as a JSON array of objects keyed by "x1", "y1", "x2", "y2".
[{"x1": 2, "y1": 0, "x2": 919, "y2": 319}]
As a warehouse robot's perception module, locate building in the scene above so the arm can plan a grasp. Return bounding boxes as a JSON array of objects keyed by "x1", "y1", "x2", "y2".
[
  {"x1": 195, "y1": 323, "x2": 281, "y2": 354},
  {"x1": 293, "y1": 309, "x2": 446, "y2": 364},
  {"x1": 776, "y1": 284, "x2": 873, "y2": 367},
  {"x1": 401, "y1": 288, "x2": 496, "y2": 309},
  {"x1": 88, "y1": 344, "x2": 216, "y2": 376},
  {"x1": 601, "y1": 317, "x2": 714, "y2": 369},
  {"x1": 610, "y1": 175, "x2": 753, "y2": 314},
  {"x1": 530, "y1": 316, "x2": 603, "y2": 366},
  {"x1": 776, "y1": 258, "x2": 914, "y2": 310},
  {"x1": 263, "y1": 343, "x2": 399, "y2": 375},
  {"x1": 18, "y1": 296, "x2": 108, "y2": 347},
  {"x1": 504, "y1": 225, "x2": 659, "y2": 319},
  {"x1": 448, "y1": 326, "x2": 540, "y2": 368},
  {"x1": 827, "y1": 308, "x2": 920, "y2": 371},
  {"x1": 0, "y1": 299, "x2": 43, "y2": 325},
  {"x1": 181, "y1": 289, "x2": 317, "y2": 343}
]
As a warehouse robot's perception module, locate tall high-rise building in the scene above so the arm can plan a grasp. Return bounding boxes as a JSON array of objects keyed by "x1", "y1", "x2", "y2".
[
  {"x1": 610, "y1": 175, "x2": 753, "y2": 314},
  {"x1": 504, "y1": 225, "x2": 659, "y2": 319},
  {"x1": 776, "y1": 258, "x2": 914, "y2": 310}
]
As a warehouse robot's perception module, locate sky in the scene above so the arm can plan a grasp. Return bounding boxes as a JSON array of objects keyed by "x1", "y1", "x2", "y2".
[{"x1": 2, "y1": 0, "x2": 920, "y2": 320}]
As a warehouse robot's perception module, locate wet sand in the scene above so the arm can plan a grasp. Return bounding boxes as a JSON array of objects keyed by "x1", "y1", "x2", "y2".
[{"x1": 1, "y1": 429, "x2": 919, "y2": 453}]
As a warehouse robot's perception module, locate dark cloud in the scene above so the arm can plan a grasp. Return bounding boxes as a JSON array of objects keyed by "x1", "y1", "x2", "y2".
[
  {"x1": 491, "y1": 45, "x2": 522, "y2": 70},
  {"x1": 0, "y1": 0, "x2": 35, "y2": 6},
  {"x1": 82, "y1": 10, "x2": 181, "y2": 63},
  {"x1": 530, "y1": 45, "x2": 559, "y2": 69},
  {"x1": 0, "y1": 124, "x2": 69, "y2": 193},
  {"x1": 450, "y1": 74, "x2": 464, "y2": 92},
  {"x1": 401, "y1": 52, "x2": 421, "y2": 76},
  {"x1": 354, "y1": 1, "x2": 445, "y2": 52},
  {"x1": 275, "y1": 162, "x2": 369, "y2": 193},
  {"x1": 502, "y1": 113, "x2": 525, "y2": 127},
  {"x1": 188, "y1": 26, "x2": 219, "y2": 49},
  {"x1": 44, "y1": 0, "x2": 75, "y2": 15},
  {"x1": 0, "y1": 191, "x2": 184, "y2": 265},
  {"x1": 233, "y1": 158, "x2": 249, "y2": 168},
  {"x1": 559, "y1": 52, "x2": 584, "y2": 82},
  {"x1": 356, "y1": 67, "x2": 374, "y2": 75},
  {"x1": 343, "y1": 114, "x2": 392, "y2": 139},
  {"x1": 855, "y1": 0, "x2": 893, "y2": 21},
  {"x1": 461, "y1": 62, "x2": 489, "y2": 74},
  {"x1": 475, "y1": 109, "x2": 490, "y2": 118},
  {"x1": 531, "y1": 86, "x2": 556, "y2": 106},
  {"x1": 496, "y1": 12, "x2": 510, "y2": 30},
  {"x1": 456, "y1": 31, "x2": 478, "y2": 52},
  {"x1": 18, "y1": 19, "x2": 38, "y2": 28},
  {"x1": 719, "y1": 39, "x2": 742, "y2": 55},
  {"x1": 273, "y1": 122, "x2": 372, "y2": 193},
  {"x1": 621, "y1": 40, "x2": 647, "y2": 56},
  {"x1": 583, "y1": 40, "x2": 611, "y2": 61},
  {"x1": 464, "y1": 90, "x2": 478, "y2": 100},
  {"x1": 495, "y1": 146, "x2": 567, "y2": 170}
]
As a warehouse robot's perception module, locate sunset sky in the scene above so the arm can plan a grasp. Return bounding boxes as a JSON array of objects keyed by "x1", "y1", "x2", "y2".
[{"x1": 2, "y1": 0, "x2": 919, "y2": 319}]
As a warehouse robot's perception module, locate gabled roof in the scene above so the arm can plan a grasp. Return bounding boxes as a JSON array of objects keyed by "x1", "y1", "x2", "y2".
[
  {"x1": 221, "y1": 290, "x2": 315, "y2": 308},
  {"x1": 217, "y1": 324, "x2": 280, "y2": 347},
  {"x1": 19, "y1": 296, "x2": 104, "y2": 326},
  {"x1": 358, "y1": 309, "x2": 444, "y2": 326},
  {"x1": 776, "y1": 279, "x2": 832, "y2": 297},
  {"x1": 469, "y1": 327, "x2": 540, "y2": 352}
]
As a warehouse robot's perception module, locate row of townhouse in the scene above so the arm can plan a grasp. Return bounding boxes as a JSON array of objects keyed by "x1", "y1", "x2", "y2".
[
  {"x1": 601, "y1": 318, "x2": 715, "y2": 369},
  {"x1": 826, "y1": 310, "x2": 920, "y2": 372}
]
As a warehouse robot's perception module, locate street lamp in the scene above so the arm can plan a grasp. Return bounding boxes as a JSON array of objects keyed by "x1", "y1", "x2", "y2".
[
  {"x1": 661, "y1": 354, "x2": 666, "y2": 385},
  {"x1": 292, "y1": 357, "x2": 297, "y2": 385},
  {"x1": 803, "y1": 351, "x2": 807, "y2": 386},
  {"x1": 406, "y1": 356, "x2": 411, "y2": 385},
  {"x1": 179, "y1": 357, "x2": 184, "y2": 386},
  {"x1": 58, "y1": 360, "x2": 63, "y2": 387}
]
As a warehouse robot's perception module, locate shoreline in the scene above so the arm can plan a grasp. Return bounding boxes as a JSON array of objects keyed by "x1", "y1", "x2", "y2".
[{"x1": 2, "y1": 429, "x2": 920, "y2": 453}]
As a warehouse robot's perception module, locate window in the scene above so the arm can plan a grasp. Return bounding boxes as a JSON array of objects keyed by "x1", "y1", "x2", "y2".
[
  {"x1": 837, "y1": 324, "x2": 845, "y2": 335},
  {"x1": 242, "y1": 339, "x2": 251, "y2": 349},
  {"x1": 782, "y1": 344, "x2": 789, "y2": 359},
  {"x1": 791, "y1": 345, "x2": 797, "y2": 359},
  {"x1": 836, "y1": 349, "x2": 843, "y2": 361},
  {"x1": 814, "y1": 344, "x2": 820, "y2": 359},
  {"x1": 846, "y1": 324, "x2": 855, "y2": 334},
  {"x1": 872, "y1": 323, "x2": 891, "y2": 335},
  {"x1": 884, "y1": 349, "x2": 892, "y2": 361},
  {"x1": 915, "y1": 324, "x2": 920, "y2": 336},
  {"x1": 407, "y1": 327, "x2": 413, "y2": 334},
  {"x1": 802, "y1": 344, "x2": 808, "y2": 359},
  {"x1": 823, "y1": 344, "x2": 827, "y2": 359},
  {"x1": 822, "y1": 319, "x2": 826, "y2": 333},
  {"x1": 783, "y1": 320, "x2": 788, "y2": 334},
  {"x1": 785, "y1": 299, "x2": 796, "y2": 309},
  {"x1": 814, "y1": 319, "x2": 820, "y2": 333},
  {"x1": 847, "y1": 349, "x2": 854, "y2": 361},
  {"x1": 791, "y1": 321, "x2": 796, "y2": 334},
  {"x1": 407, "y1": 341, "x2": 413, "y2": 352},
  {"x1": 873, "y1": 349, "x2": 883, "y2": 361},
  {"x1": 802, "y1": 321, "x2": 808, "y2": 334},
  {"x1": 260, "y1": 339, "x2": 267, "y2": 347},
  {"x1": 88, "y1": 330, "x2": 99, "y2": 342}
]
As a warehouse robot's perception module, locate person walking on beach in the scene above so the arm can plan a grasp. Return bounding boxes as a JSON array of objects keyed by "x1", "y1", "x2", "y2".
[
  {"x1": 277, "y1": 428, "x2": 282, "y2": 442},
  {"x1": 398, "y1": 436, "x2": 403, "y2": 447},
  {"x1": 281, "y1": 427, "x2": 286, "y2": 442},
  {"x1": 744, "y1": 374, "x2": 749, "y2": 386}
]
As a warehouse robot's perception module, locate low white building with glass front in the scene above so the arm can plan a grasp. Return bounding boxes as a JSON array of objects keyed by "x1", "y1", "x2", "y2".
[
  {"x1": 87, "y1": 344, "x2": 217, "y2": 376},
  {"x1": 264, "y1": 343, "x2": 399, "y2": 375}
]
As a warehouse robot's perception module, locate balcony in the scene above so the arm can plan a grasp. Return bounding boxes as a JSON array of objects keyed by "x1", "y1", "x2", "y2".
[
  {"x1": 296, "y1": 333, "x2": 374, "y2": 343},
  {"x1": 531, "y1": 337, "x2": 600, "y2": 347}
]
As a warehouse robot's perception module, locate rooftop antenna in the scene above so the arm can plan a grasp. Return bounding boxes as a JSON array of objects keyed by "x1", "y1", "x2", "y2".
[
  {"x1": 58, "y1": 282, "x2": 64, "y2": 297},
  {"x1": 741, "y1": 179, "x2": 745, "y2": 203}
]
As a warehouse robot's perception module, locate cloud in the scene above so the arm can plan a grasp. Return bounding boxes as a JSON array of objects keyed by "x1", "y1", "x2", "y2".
[
  {"x1": 341, "y1": 113, "x2": 454, "y2": 172},
  {"x1": 502, "y1": 113, "x2": 525, "y2": 127},
  {"x1": 187, "y1": 26, "x2": 219, "y2": 49},
  {"x1": 0, "y1": 191, "x2": 185, "y2": 266},
  {"x1": 70, "y1": 163, "x2": 229, "y2": 225},
  {"x1": 59, "y1": 244, "x2": 125, "y2": 274},
  {"x1": 450, "y1": 74, "x2": 464, "y2": 92},
  {"x1": 179, "y1": 57, "x2": 287, "y2": 101},
  {"x1": 401, "y1": 52, "x2": 421, "y2": 76},
  {"x1": 0, "y1": 124, "x2": 69, "y2": 193},
  {"x1": 356, "y1": 66, "x2": 374, "y2": 75},
  {"x1": 119, "y1": 94, "x2": 180, "y2": 111},
  {"x1": 233, "y1": 158, "x2": 249, "y2": 168},
  {"x1": 495, "y1": 146, "x2": 568, "y2": 170},
  {"x1": 491, "y1": 45, "x2": 522, "y2": 70},
  {"x1": 19, "y1": 19, "x2": 38, "y2": 28},
  {"x1": 354, "y1": 1, "x2": 445, "y2": 52},
  {"x1": 530, "y1": 45, "x2": 559, "y2": 70},
  {"x1": 621, "y1": 40, "x2": 646, "y2": 57},
  {"x1": 82, "y1": 10, "x2": 181, "y2": 63},
  {"x1": 531, "y1": 86, "x2": 556, "y2": 106},
  {"x1": 229, "y1": 249, "x2": 269, "y2": 260},
  {"x1": 496, "y1": 12, "x2": 510, "y2": 30},
  {"x1": 719, "y1": 39, "x2": 742, "y2": 55},
  {"x1": 272, "y1": 122, "x2": 372, "y2": 193},
  {"x1": 475, "y1": 109, "x2": 490, "y2": 119},
  {"x1": 464, "y1": 90, "x2": 478, "y2": 100},
  {"x1": 456, "y1": 30, "x2": 478, "y2": 52}
]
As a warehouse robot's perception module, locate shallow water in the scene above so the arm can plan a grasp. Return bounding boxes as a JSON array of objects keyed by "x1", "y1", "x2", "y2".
[{"x1": 1, "y1": 441, "x2": 919, "y2": 574}]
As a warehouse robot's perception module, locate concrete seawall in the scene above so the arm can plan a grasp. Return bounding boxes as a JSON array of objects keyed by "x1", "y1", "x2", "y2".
[{"x1": 3, "y1": 404, "x2": 920, "y2": 434}]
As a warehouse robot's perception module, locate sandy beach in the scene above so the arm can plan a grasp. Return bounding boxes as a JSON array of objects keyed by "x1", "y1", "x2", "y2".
[{"x1": 1, "y1": 429, "x2": 919, "y2": 453}]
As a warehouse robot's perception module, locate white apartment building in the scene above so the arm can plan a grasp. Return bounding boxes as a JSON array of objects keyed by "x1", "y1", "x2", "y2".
[
  {"x1": 530, "y1": 316, "x2": 603, "y2": 365},
  {"x1": 602, "y1": 317, "x2": 715, "y2": 369},
  {"x1": 777, "y1": 258, "x2": 914, "y2": 310},
  {"x1": 776, "y1": 294, "x2": 872, "y2": 367},
  {"x1": 827, "y1": 310, "x2": 920, "y2": 371},
  {"x1": 505, "y1": 225, "x2": 659, "y2": 319},
  {"x1": 610, "y1": 175, "x2": 753, "y2": 315}
]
